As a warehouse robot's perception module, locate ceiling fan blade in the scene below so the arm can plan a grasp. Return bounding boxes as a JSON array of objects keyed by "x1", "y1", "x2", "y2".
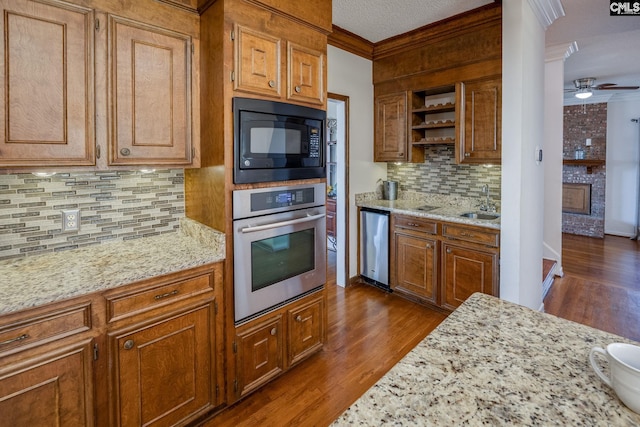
[{"x1": 595, "y1": 84, "x2": 640, "y2": 90}]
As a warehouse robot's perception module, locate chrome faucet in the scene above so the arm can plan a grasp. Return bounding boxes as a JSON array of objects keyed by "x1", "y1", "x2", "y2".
[{"x1": 479, "y1": 184, "x2": 496, "y2": 212}]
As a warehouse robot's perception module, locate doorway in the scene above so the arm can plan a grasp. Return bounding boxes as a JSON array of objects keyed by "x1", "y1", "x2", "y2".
[{"x1": 327, "y1": 93, "x2": 349, "y2": 287}]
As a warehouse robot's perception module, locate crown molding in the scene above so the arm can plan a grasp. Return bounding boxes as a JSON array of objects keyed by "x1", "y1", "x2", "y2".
[
  {"x1": 527, "y1": 0, "x2": 565, "y2": 29},
  {"x1": 328, "y1": 25, "x2": 374, "y2": 60},
  {"x1": 545, "y1": 41, "x2": 578, "y2": 63}
]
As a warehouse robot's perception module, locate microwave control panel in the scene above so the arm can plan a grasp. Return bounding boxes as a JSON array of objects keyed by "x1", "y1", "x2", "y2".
[{"x1": 309, "y1": 127, "x2": 320, "y2": 158}]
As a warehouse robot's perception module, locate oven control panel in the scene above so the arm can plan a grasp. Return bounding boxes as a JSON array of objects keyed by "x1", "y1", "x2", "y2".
[{"x1": 233, "y1": 183, "x2": 326, "y2": 219}]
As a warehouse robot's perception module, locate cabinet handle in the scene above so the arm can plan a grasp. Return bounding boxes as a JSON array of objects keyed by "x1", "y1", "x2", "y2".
[
  {"x1": 0, "y1": 333, "x2": 28, "y2": 346},
  {"x1": 295, "y1": 86, "x2": 301, "y2": 93},
  {"x1": 154, "y1": 289, "x2": 179, "y2": 300},
  {"x1": 447, "y1": 248, "x2": 452, "y2": 254},
  {"x1": 268, "y1": 80, "x2": 276, "y2": 88},
  {"x1": 464, "y1": 152, "x2": 470, "y2": 157},
  {"x1": 295, "y1": 315, "x2": 302, "y2": 322},
  {"x1": 426, "y1": 244, "x2": 431, "y2": 249},
  {"x1": 407, "y1": 223, "x2": 420, "y2": 227},
  {"x1": 460, "y1": 232, "x2": 474, "y2": 238},
  {"x1": 123, "y1": 339, "x2": 135, "y2": 350},
  {"x1": 120, "y1": 148, "x2": 131, "y2": 156},
  {"x1": 270, "y1": 328, "x2": 277, "y2": 336}
]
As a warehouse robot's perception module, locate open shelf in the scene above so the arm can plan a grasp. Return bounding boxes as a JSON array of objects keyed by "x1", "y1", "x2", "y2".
[
  {"x1": 411, "y1": 86, "x2": 456, "y2": 146},
  {"x1": 563, "y1": 159, "x2": 605, "y2": 174}
]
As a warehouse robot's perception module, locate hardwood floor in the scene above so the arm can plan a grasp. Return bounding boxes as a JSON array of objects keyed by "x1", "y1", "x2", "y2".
[
  {"x1": 204, "y1": 234, "x2": 640, "y2": 426},
  {"x1": 544, "y1": 233, "x2": 640, "y2": 341},
  {"x1": 203, "y1": 250, "x2": 446, "y2": 426}
]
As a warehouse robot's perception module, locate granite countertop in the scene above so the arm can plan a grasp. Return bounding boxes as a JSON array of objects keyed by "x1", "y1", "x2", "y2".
[
  {"x1": 0, "y1": 217, "x2": 225, "y2": 316},
  {"x1": 333, "y1": 293, "x2": 640, "y2": 426},
  {"x1": 355, "y1": 192, "x2": 500, "y2": 230}
]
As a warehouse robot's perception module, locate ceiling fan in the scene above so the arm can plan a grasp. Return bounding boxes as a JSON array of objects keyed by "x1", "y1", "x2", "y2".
[{"x1": 566, "y1": 77, "x2": 640, "y2": 99}]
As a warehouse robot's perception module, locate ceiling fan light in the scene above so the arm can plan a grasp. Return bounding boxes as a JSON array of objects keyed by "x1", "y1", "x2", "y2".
[{"x1": 575, "y1": 88, "x2": 593, "y2": 99}]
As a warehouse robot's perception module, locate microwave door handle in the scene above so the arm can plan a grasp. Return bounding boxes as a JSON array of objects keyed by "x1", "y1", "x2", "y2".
[{"x1": 240, "y1": 213, "x2": 326, "y2": 233}]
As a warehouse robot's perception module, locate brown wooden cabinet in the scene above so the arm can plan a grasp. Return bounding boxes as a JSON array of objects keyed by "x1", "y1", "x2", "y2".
[
  {"x1": 104, "y1": 263, "x2": 222, "y2": 426},
  {"x1": 233, "y1": 289, "x2": 325, "y2": 399},
  {"x1": 287, "y1": 295, "x2": 324, "y2": 366},
  {"x1": 374, "y1": 92, "x2": 409, "y2": 162},
  {"x1": 326, "y1": 197, "x2": 337, "y2": 238},
  {"x1": 107, "y1": 15, "x2": 194, "y2": 166},
  {"x1": 0, "y1": 0, "x2": 95, "y2": 168},
  {"x1": 389, "y1": 213, "x2": 499, "y2": 311},
  {"x1": 234, "y1": 315, "x2": 284, "y2": 398},
  {"x1": 110, "y1": 304, "x2": 214, "y2": 426},
  {"x1": 234, "y1": 25, "x2": 324, "y2": 106},
  {"x1": 391, "y1": 215, "x2": 438, "y2": 305},
  {"x1": 0, "y1": 339, "x2": 96, "y2": 427},
  {"x1": 457, "y1": 76, "x2": 502, "y2": 164}
]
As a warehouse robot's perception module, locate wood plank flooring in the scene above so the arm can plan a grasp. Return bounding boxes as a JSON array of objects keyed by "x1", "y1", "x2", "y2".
[
  {"x1": 544, "y1": 233, "x2": 640, "y2": 341},
  {"x1": 203, "y1": 234, "x2": 640, "y2": 426}
]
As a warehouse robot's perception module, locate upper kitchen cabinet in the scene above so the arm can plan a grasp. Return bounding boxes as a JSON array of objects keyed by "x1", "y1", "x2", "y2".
[
  {"x1": 107, "y1": 16, "x2": 194, "y2": 166},
  {"x1": 233, "y1": 25, "x2": 324, "y2": 106},
  {"x1": 0, "y1": 0, "x2": 95, "y2": 168},
  {"x1": 456, "y1": 76, "x2": 502, "y2": 164},
  {"x1": 374, "y1": 92, "x2": 408, "y2": 162}
]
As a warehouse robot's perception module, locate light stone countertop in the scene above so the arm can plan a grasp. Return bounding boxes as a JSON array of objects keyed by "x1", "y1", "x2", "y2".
[
  {"x1": 355, "y1": 192, "x2": 500, "y2": 230},
  {"x1": 332, "y1": 293, "x2": 640, "y2": 426},
  {"x1": 0, "y1": 217, "x2": 225, "y2": 315}
]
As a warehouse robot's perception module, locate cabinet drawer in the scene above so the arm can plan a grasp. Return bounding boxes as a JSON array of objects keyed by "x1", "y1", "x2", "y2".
[
  {"x1": 394, "y1": 215, "x2": 437, "y2": 234},
  {"x1": 442, "y1": 224, "x2": 499, "y2": 247},
  {"x1": 106, "y1": 273, "x2": 214, "y2": 322},
  {"x1": 0, "y1": 302, "x2": 92, "y2": 356}
]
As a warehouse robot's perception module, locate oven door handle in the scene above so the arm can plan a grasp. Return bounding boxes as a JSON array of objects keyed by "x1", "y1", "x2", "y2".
[{"x1": 240, "y1": 213, "x2": 326, "y2": 233}]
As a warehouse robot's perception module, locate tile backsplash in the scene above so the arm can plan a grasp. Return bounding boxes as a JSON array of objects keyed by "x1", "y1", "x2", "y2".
[
  {"x1": 387, "y1": 145, "x2": 502, "y2": 202},
  {"x1": 0, "y1": 170, "x2": 184, "y2": 261}
]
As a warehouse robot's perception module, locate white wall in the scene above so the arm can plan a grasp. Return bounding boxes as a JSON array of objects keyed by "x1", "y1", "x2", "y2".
[
  {"x1": 501, "y1": 0, "x2": 546, "y2": 310},
  {"x1": 327, "y1": 45, "x2": 386, "y2": 281},
  {"x1": 605, "y1": 96, "x2": 640, "y2": 237}
]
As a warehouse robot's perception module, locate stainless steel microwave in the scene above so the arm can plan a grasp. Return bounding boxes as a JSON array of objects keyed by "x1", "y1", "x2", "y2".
[{"x1": 233, "y1": 97, "x2": 326, "y2": 184}]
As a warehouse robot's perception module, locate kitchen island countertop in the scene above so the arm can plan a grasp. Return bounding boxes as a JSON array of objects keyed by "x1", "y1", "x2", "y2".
[
  {"x1": 0, "y1": 217, "x2": 225, "y2": 315},
  {"x1": 333, "y1": 293, "x2": 640, "y2": 426}
]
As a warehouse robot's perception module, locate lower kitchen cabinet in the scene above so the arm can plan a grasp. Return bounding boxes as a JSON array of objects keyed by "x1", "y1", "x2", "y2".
[
  {"x1": 110, "y1": 304, "x2": 215, "y2": 426},
  {"x1": 233, "y1": 290, "x2": 325, "y2": 400},
  {"x1": 235, "y1": 315, "x2": 284, "y2": 398},
  {"x1": 0, "y1": 339, "x2": 95, "y2": 427},
  {"x1": 389, "y1": 213, "x2": 499, "y2": 312},
  {"x1": 441, "y1": 242, "x2": 499, "y2": 311},
  {"x1": 392, "y1": 220, "x2": 438, "y2": 305}
]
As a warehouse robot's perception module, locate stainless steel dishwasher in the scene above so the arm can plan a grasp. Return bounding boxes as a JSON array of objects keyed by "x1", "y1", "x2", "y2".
[{"x1": 360, "y1": 208, "x2": 391, "y2": 291}]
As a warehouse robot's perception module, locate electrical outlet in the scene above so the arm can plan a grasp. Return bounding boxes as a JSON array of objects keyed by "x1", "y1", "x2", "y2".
[{"x1": 62, "y1": 209, "x2": 80, "y2": 232}]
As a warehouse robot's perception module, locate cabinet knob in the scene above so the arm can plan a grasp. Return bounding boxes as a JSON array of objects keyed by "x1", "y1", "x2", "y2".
[
  {"x1": 270, "y1": 328, "x2": 277, "y2": 336},
  {"x1": 295, "y1": 86, "x2": 301, "y2": 93},
  {"x1": 268, "y1": 80, "x2": 276, "y2": 88},
  {"x1": 446, "y1": 248, "x2": 452, "y2": 254},
  {"x1": 295, "y1": 315, "x2": 302, "y2": 322},
  {"x1": 426, "y1": 244, "x2": 431, "y2": 249},
  {"x1": 120, "y1": 148, "x2": 131, "y2": 156},
  {"x1": 123, "y1": 339, "x2": 135, "y2": 350}
]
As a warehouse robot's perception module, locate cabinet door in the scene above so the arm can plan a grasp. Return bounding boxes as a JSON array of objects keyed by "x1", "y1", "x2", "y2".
[
  {"x1": 108, "y1": 15, "x2": 192, "y2": 166},
  {"x1": 441, "y1": 243, "x2": 498, "y2": 311},
  {"x1": 234, "y1": 25, "x2": 281, "y2": 98},
  {"x1": 287, "y1": 42, "x2": 324, "y2": 105},
  {"x1": 0, "y1": 340, "x2": 94, "y2": 427},
  {"x1": 393, "y1": 232, "x2": 438, "y2": 304},
  {"x1": 0, "y1": 0, "x2": 94, "y2": 167},
  {"x1": 288, "y1": 296, "x2": 324, "y2": 366},
  {"x1": 326, "y1": 198, "x2": 336, "y2": 238},
  {"x1": 235, "y1": 315, "x2": 283, "y2": 398},
  {"x1": 457, "y1": 77, "x2": 502, "y2": 164},
  {"x1": 374, "y1": 92, "x2": 408, "y2": 162},
  {"x1": 112, "y1": 304, "x2": 214, "y2": 426}
]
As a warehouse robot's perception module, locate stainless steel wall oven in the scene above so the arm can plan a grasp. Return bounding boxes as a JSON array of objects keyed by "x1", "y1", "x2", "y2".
[{"x1": 232, "y1": 183, "x2": 326, "y2": 324}]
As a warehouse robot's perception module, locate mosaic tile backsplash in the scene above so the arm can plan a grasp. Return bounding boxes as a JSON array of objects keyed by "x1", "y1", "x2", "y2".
[
  {"x1": 0, "y1": 170, "x2": 185, "y2": 261},
  {"x1": 386, "y1": 145, "x2": 502, "y2": 204}
]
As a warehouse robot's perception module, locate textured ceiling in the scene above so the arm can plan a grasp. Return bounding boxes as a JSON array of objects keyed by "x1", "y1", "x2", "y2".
[{"x1": 332, "y1": 0, "x2": 494, "y2": 43}]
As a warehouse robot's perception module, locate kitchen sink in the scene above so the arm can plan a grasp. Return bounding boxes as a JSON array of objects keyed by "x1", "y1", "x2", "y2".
[
  {"x1": 460, "y1": 212, "x2": 500, "y2": 220},
  {"x1": 415, "y1": 205, "x2": 439, "y2": 212}
]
